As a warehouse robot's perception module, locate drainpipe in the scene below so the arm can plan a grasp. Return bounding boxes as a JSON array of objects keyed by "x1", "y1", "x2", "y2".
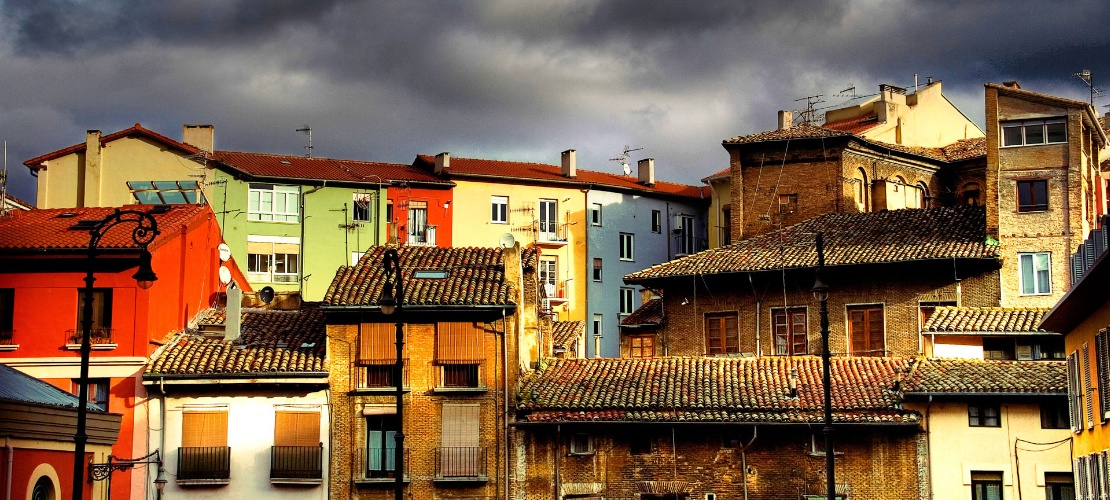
[
  {"x1": 740, "y1": 426, "x2": 758, "y2": 500},
  {"x1": 300, "y1": 182, "x2": 326, "y2": 297},
  {"x1": 502, "y1": 307, "x2": 510, "y2": 500},
  {"x1": 5, "y1": 437, "x2": 12, "y2": 500}
]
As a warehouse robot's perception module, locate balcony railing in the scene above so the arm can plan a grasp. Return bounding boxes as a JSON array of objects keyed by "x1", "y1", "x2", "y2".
[
  {"x1": 178, "y1": 446, "x2": 231, "y2": 481},
  {"x1": 65, "y1": 328, "x2": 113, "y2": 346},
  {"x1": 353, "y1": 447, "x2": 409, "y2": 481},
  {"x1": 433, "y1": 360, "x2": 486, "y2": 391},
  {"x1": 408, "y1": 225, "x2": 437, "y2": 246},
  {"x1": 0, "y1": 330, "x2": 13, "y2": 345},
  {"x1": 271, "y1": 445, "x2": 323, "y2": 480},
  {"x1": 354, "y1": 360, "x2": 410, "y2": 391},
  {"x1": 435, "y1": 447, "x2": 487, "y2": 480},
  {"x1": 537, "y1": 222, "x2": 569, "y2": 244}
]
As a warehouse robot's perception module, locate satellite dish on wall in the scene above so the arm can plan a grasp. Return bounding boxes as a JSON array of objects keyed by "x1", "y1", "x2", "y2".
[
  {"x1": 218, "y1": 243, "x2": 232, "y2": 262},
  {"x1": 259, "y1": 286, "x2": 275, "y2": 304},
  {"x1": 218, "y1": 265, "x2": 232, "y2": 285},
  {"x1": 499, "y1": 233, "x2": 516, "y2": 248}
]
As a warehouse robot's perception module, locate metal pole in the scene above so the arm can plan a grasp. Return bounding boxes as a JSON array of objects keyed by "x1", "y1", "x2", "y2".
[
  {"x1": 382, "y1": 249, "x2": 405, "y2": 500},
  {"x1": 815, "y1": 233, "x2": 835, "y2": 500}
]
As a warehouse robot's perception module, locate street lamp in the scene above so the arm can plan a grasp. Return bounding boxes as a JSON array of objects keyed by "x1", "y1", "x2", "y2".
[
  {"x1": 811, "y1": 232, "x2": 834, "y2": 500},
  {"x1": 88, "y1": 450, "x2": 166, "y2": 500},
  {"x1": 379, "y1": 248, "x2": 405, "y2": 500},
  {"x1": 73, "y1": 209, "x2": 159, "y2": 500}
]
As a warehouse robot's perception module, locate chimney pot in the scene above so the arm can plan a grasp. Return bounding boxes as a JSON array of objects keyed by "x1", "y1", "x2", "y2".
[
  {"x1": 435, "y1": 152, "x2": 450, "y2": 174},
  {"x1": 561, "y1": 149, "x2": 577, "y2": 178},
  {"x1": 1003, "y1": 81, "x2": 1021, "y2": 89},
  {"x1": 182, "y1": 124, "x2": 214, "y2": 152},
  {"x1": 637, "y1": 158, "x2": 655, "y2": 186},
  {"x1": 777, "y1": 110, "x2": 793, "y2": 130}
]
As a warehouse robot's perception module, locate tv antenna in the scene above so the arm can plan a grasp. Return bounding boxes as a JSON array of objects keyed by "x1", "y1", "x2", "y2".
[
  {"x1": 1073, "y1": 69, "x2": 1102, "y2": 106},
  {"x1": 610, "y1": 145, "x2": 643, "y2": 176},
  {"x1": 794, "y1": 95, "x2": 825, "y2": 125},
  {"x1": 296, "y1": 125, "x2": 313, "y2": 157}
]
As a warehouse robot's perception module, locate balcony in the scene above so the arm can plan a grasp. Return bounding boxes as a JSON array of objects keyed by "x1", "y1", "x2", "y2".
[
  {"x1": 432, "y1": 361, "x2": 487, "y2": 393},
  {"x1": 353, "y1": 447, "x2": 409, "y2": 485},
  {"x1": 270, "y1": 445, "x2": 323, "y2": 484},
  {"x1": 0, "y1": 330, "x2": 15, "y2": 351},
  {"x1": 407, "y1": 225, "x2": 437, "y2": 247},
  {"x1": 177, "y1": 446, "x2": 231, "y2": 484},
  {"x1": 536, "y1": 222, "x2": 569, "y2": 246},
  {"x1": 434, "y1": 447, "x2": 488, "y2": 483},
  {"x1": 354, "y1": 360, "x2": 410, "y2": 393},
  {"x1": 64, "y1": 328, "x2": 116, "y2": 350},
  {"x1": 543, "y1": 283, "x2": 569, "y2": 307}
]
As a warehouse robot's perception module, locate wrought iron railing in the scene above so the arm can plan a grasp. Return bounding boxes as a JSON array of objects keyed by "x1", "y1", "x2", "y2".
[
  {"x1": 434, "y1": 447, "x2": 487, "y2": 479},
  {"x1": 66, "y1": 328, "x2": 113, "y2": 345},
  {"x1": 355, "y1": 447, "x2": 409, "y2": 479},
  {"x1": 178, "y1": 446, "x2": 231, "y2": 480},
  {"x1": 355, "y1": 359, "x2": 410, "y2": 390},
  {"x1": 0, "y1": 330, "x2": 13, "y2": 345},
  {"x1": 537, "y1": 222, "x2": 569, "y2": 243},
  {"x1": 270, "y1": 444, "x2": 323, "y2": 479},
  {"x1": 433, "y1": 360, "x2": 485, "y2": 390}
]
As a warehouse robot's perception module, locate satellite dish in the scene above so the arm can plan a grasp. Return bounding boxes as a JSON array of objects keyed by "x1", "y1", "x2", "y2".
[
  {"x1": 218, "y1": 265, "x2": 232, "y2": 285},
  {"x1": 622, "y1": 162, "x2": 632, "y2": 176},
  {"x1": 259, "y1": 286, "x2": 275, "y2": 304},
  {"x1": 217, "y1": 243, "x2": 231, "y2": 262},
  {"x1": 499, "y1": 233, "x2": 516, "y2": 248}
]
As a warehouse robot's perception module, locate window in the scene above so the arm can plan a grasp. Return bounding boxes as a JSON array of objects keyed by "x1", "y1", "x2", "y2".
[
  {"x1": 569, "y1": 433, "x2": 592, "y2": 455},
  {"x1": 705, "y1": 312, "x2": 739, "y2": 355},
  {"x1": 1041, "y1": 402, "x2": 1070, "y2": 429},
  {"x1": 75, "y1": 289, "x2": 112, "y2": 344},
  {"x1": 491, "y1": 196, "x2": 508, "y2": 224},
  {"x1": 984, "y1": 338, "x2": 1016, "y2": 360},
  {"x1": 1045, "y1": 472, "x2": 1075, "y2": 500},
  {"x1": 247, "y1": 237, "x2": 300, "y2": 283},
  {"x1": 1001, "y1": 118, "x2": 1066, "y2": 147},
  {"x1": 619, "y1": 233, "x2": 634, "y2": 261},
  {"x1": 1019, "y1": 252, "x2": 1051, "y2": 295},
  {"x1": 778, "y1": 194, "x2": 797, "y2": 214},
  {"x1": 677, "y1": 215, "x2": 695, "y2": 255},
  {"x1": 248, "y1": 183, "x2": 299, "y2": 222},
  {"x1": 540, "y1": 257, "x2": 557, "y2": 299},
  {"x1": 721, "y1": 206, "x2": 731, "y2": 245},
  {"x1": 772, "y1": 308, "x2": 807, "y2": 356},
  {"x1": 538, "y1": 199, "x2": 558, "y2": 241},
  {"x1": 985, "y1": 337, "x2": 1064, "y2": 361},
  {"x1": 1084, "y1": 342, "x2": 1094, "y2": 429},
  {"x1": 407, "y1": 201, "x2": 429, "y2": 244},
  {"x1": 1095, "y1": 330, "x2": 1110, "y2": 422},
  {"x1": 0, "y1": 288, "x2": 14, "y2": 343},
  {"x1": 962, "y1": 182, "x2": 982, "y2": 206},
  {"x1": 180, "y1": 409, "x2": 230, "y2": 480},
  {"x1": 970, "y1": 471, "x2": 1003, "y2": 500},
  {"x1": 71, "y1": 379, "x2": 109, "y2": 411},
  {"x1": 651, "y1": 210, "x2": 662, "y2": 233},
  {"x1": 590, "y1": 203, "x2": 602, "y2": 225},
  {"x1": 357, "y1": 323, "x2": 404, "y2": 389},
  {"x1": 366, "y1": 415, "x2": 399, "y2": 478},
  {"x1": 436, "y1": 323, "x2": 483, "y2": 388},
  {"x1": 592, "y1": 258, "x2": 602, "y2": 282},
  {"x1": 592, "y1": 314, "x2": 603, "y2": 339},
  {"x1": 1068, "y1": 351, "x2": 1084, "y2": 432},
  {"x1": 969, "y1": 403, "x2": 1001, "y2": 427},
  {"x1": 855, "y1": 168, "x2": 868, "y2": 211},
  {"x1": 847, "y1": 305, "x2": 885, "y2": 356},
  {"x1": 620, "y1": 288, "x2": 634, "y2": 315},
  {"x1": 629, "y1": 334, "x2": 655, "y2": 358},
  {"x1": 352, "y1": 193, "x2": 373, "y2": 222},
  {"x1": 440, "y1": 404, "x2": 481, "y2": 476},
  {"x1": 1017, "y1": 180, "x2": 1048, "y2": 212},
  {"x1": 273, "y1": 410, "x2": 322, "y2": 479}
]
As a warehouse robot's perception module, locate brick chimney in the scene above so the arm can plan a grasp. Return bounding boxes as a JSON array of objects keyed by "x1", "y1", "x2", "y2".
[
  {"x1": 637, "y1": 158, "x2": 655, "y2": 186},
  {"x1": 182, "y1": 124, "x2": 214, "y2": 152},
  {"x1": 778, "y1": 110, "x2": 793, "y2": 130},
  {"x1": 435, "y1": 152, "x2": 450, "y2": 174},
  {"x1": 1003, "y1": 81, "x2": 1021, "y2": 89},
  {"x1": 561, "y1": 149, "x2": 577, "y2": 178}
]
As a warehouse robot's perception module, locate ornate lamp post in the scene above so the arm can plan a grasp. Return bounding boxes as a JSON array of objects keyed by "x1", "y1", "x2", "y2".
[
  {"x1": 73, "y1": 209, "x2": 159, "y2": 500},
  {"x1": 88, "y1": 450, "x2": 167, "y2": 500},
  {"x1": 811, "y1": 232, "x2": 834, "y2": 500},
  {"x1": 379, "y1": 248, "x2": 405, "y2": 500}
]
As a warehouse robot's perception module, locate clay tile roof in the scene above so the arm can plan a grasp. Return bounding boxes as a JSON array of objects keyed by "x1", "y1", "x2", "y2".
[
  {"x1": 552, "y1": 321, "x2": 585, "y2": 349},
  {"x1": 941, "y1": 138, "x2": 988, "y2": 162},
  {"x1": 147, "y1": 305, "x2": 326, "y2": 376},
  {"x1": 24, "y1": 123, "x2": 202, "y2": 169},
  {"x1": 0, "y1": 205, "x2": 208, "y2": 252},
  {"x1": 701, "y1": 167, "x2": 731, "y2": 183},
  {"x1": 517, "y1": 356, "x2": 920, "y2": 424},
  {"x1": 722, "y1": 124, "x2": 985, "y2": 164},
  {"x1": 904, "y1": 358, "x2": 1066, "y2": 395},
  {"x1": 822, "y1": 114, "x2": 882, "y2": 135},
  {"x1": 620, "y1": 298, "x2": 663, "y2": 326},
  {"x1": 412, "y1": 155, "x2": 706, "y2": 200},
  {"x1": 722, "y1": 124, "x2": 853, "y2": 145},
  {"x1": 625, "y1": 206, "x2": 997, "y2": 282},
  {"x1": 323, "y1": 245, "x2": 516, "y2": 307},
  {"x1": 212, "y1": 151, "x2": 449, "y2": 185},
  {"x1": 922, "y1": 307, "x2": 1052, "y2": 334}
]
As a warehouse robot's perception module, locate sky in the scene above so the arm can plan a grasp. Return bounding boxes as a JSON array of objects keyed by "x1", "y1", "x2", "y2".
[{"x1": 2, "y1": 0, "x2": 1109, "y2": 204}]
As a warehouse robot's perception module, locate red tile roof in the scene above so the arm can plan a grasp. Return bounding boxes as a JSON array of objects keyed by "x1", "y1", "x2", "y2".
[
  {"x1": 212, "y1": 151, "x2": 451, "y2": 186},
  {"x1": 942, "y1": 138, "x2": 988, "y2": 162},
  {"x1": 722, "y1": 124, "x2": 986, "y2": 163},
  {"x1": 822, "y1": 114, "x2": 882, "y2": 135},
  {"x1": 625, "y1": 206, "x2": 997, "y2": 282},
  {"x1": 517, "y1": 356, "x2": 919, "y2": 424},
  {"x1": 903, "y1": 358, "x2": 1066, "y2": 395},
  {"x1": 413, "y1": 155, "x2": 706, "y2": 201},
  {"x1": 700, "y1": 167, "x2": 730, "y2": 183},
  {"x1": 147, "y1": 305, "x2": 326, "y2": 376},
  {"x1": 620, "y1": 298, "x2": 662, "y2": 327},
  {"x1": 323, "y1": 245, "x2": 516, "y2": 308},
  {"x1": 24, "y1": 124, "x2": 203, "y2": 169},
  {"x1": 0, "y1": 205, "x2": 208, "y2": 252},
  {"x1": 922, "y1": 307, "x2": 1052, "y2": 334},
  {"x1": 553, "y1": 321, "x2": 584, "y2": 349},
  {"x1": 723, "y1": 124, "x2": 853, "y2": 145}
]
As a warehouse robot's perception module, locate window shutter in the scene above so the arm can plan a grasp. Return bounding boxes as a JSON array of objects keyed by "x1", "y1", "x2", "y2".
[
  {"x1": 1069, "y1": 351, "x2": 1083, "y2": 433},
  {"x1": 360, "y1": 323, "x2": 398, "y2": 364},
  {"x1": 274, "y1": 411, "x2": 320, "y2": 447},
  {"x1": 436, "y1": 323, "x2": 483, "y2": 364},
  {"x1": 182, "y1": 411, "x2": 228, "y2": 447},
  {"x1": 1098, "y1": 330, "x2": 1110, "y2": 422},
  {"x1": 724, "y1": 315, "x2": 739, "y2": 353},
  {"x1": 1086, "y1": 343, "x2": 1095, "y2": 429},
  {"x1": 1078, "y1": 456, "x2": 1089, "y2": 500},
  {"x1": 706, "y1": 317, "x2": 722, "y2": 354}
]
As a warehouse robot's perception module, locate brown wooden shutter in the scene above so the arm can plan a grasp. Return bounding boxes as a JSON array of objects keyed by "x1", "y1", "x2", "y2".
[
  {"x1": 360, "y1": 323, "x2": 398, "y2": 364},
  {"x1": 274, "y1": 411, "x2": 320, "y2": 447},
  {"x1": 436, "y1": 323, "x2": 482, "y2": 364},
  {"x1": 706, "y1": 316, "x2": 722, "y2": 354},
  {"x1": 441, "y1": 404, "x2": 480, "y2": 476},
  {"x1": 724, "y1": 315, "x2": 739, "y2": 353},
  {"x1": 849, "y1": 306, "x2": 885, "y2": 356},
  {"x1": 182, "y1": 411, "x2": 228, "y2": 447}
]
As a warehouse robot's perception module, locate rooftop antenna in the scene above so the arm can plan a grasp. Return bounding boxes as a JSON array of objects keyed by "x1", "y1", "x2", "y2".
[
  {"x1": 795, "y1": 95, "x2": 825, "y2": 126},
  {"x1": 610, "y1": 145, "x2": 643, "y2": 176},
  {"x1": 296, "y1": 125, "x2": 313, "y2": 157},
  {"x1": 1074, "y1": 69, "x2": 1102, "y2": 106}
]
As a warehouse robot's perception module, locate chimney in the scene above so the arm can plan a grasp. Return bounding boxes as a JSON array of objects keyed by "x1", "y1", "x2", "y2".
[
  {"x1": 561, "y1": 149, "x2": 577, "y2": 178},
  {"x1": 83, "y1": 130, "x2": 102, "y2": 207},
  {"x1": 434, "y1": 152, "x2": 450, "y2": 174},
  {"x1": 778, "y1": 110, "x2": 793, "y2": 130},
  {"x1": 637, "y1": 158, "x2": 655, "y2": 186},
  {"x1": 224, "y1": 284, "x2": 242, "y2": 342},
  {"x1": 182, "y1": 124, "x2": 214, "y2": 152},
  {"x1": 1003, "y1": 81, "x2": 1021, "y2": 89}
]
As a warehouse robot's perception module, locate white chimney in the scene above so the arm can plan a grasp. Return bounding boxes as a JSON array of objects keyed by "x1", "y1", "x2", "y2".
[
  {"x1": 435, "y1": 152, "x2": 450, "y2": 174},
  {"x1": 84, "y1": 130, "x2": 102, "y2": 207},
  {"x1": 778, "y1": 110, "x2": 793, "y2": 130},
  {"x1": 182, "y1": 124, "x2": 214, "y2": 152},
  {"x1": 561, "y1": 149, "x2": 576, "y2": 178},
  {"x1": 637, "y1": 158, "x2": 655, "y2": 186},
  {"x1": 224, "y1": 284, "x2": 242, "y2": 342}
]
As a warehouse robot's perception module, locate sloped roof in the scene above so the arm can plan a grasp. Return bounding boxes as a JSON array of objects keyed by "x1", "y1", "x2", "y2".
[
  {"x1": 147, "y1": 305, "x2": 326, "y2": 376},
  {"x1": 941, "y1": 138, "x2": 988, "y2": 162},
  {"x1": 903, "y1": 358, "x2": 1066, "y2": 395},
  {"x1": 0, "y1": 205, "x2": 208, "y2": 252},
  {"x1": 620, "y1": 298, "x2": 662, "y2": 327},
  {"x1": 2, "y1": 193, "x2": 34, "y2": 211},
  {"x1": 700, "y1": 167, "x2": 730, "y2": 183},
  {"x1": 723, "y1": 124, "x2": 853, "y2": 145},
  {"x1": 0, "y1": 364, "x2": 103, "y2": 410},
  {"x1": 412, "y1": 155, "x2": 706, "y2": 201},
  {"x1": 552, "y1": 321, "x2": 585, "y2": 349},
  {"x1": 823, "y1": 114, "x2": 882, "y2": 135},
  {"x1": 24, "y1": 123, "x2": 203, "y2": 169},
  {"x1": 922, "y1": 307, "x2": 1052, "y2": 334},
  {"x1": 722, "y1": 124, "x2": 986, "y2": 164},
  {"x1": 212, "y1": 151, "x2": 451, "y2": 186},
  {"x1": 517, "y1": 356, "x2": 919, "y2": 424},
  {"x1": 625, "y1": 206, "x2": 997, "y2": 282},
  {"x1": 323, "y1": 245, "x2": 516, "y2": 308}
]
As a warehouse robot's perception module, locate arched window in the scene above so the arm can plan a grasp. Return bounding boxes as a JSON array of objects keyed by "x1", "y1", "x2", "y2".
[
  {"x1": 32, "y1": 476, "x2": 55, "y2": 500},
  {"x1": 855, "y1": 168, "x2": 868, "y2": 211},
  {"x1": 962, "y1": 182, "x2": 982, "y2": 206},
  {"x1": 916, "y1": 182, "x2": 929, "y2": 209}
]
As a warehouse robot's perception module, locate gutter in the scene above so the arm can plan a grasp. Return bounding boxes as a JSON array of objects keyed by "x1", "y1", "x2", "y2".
[
  {"x1": 508, "y1": 420, "x2": 920, "y2": 428},
  {"x1": 320, "y1": 304, "x2": 517, "y2": 313},
  {"x1": 144, "y1": 372, "x2": 328, "y2": 383},
  {"x1": 624, "y1": 256, "x2": 1001, "y2": 286},
  {"x1": 902, "y1": 391, "x2": 1065, "y2": 399}
]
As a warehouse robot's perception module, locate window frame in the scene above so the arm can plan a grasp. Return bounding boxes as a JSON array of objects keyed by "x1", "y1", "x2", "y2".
[
  {"x1": 491, "y1": 196, "x2": 508, "y2": 224},
  {"x1": 352, "y1": 192, "x2": 373, "y2": 222},
  {"x1": 1040, "y1": 401, "x2": 1070, "y2": 429},
  {"x1": 592, "y1": 314, "x2": 603, "y2": 339},
  {"x1": 677, "y1": 214, "x2": 695, "y2": 255},
  {"x1": 772, "y1": 307, "x2": 807, "y2": 356},
  {"x1": 778, "y1": 194, "x2": 797, "y2": 214},
  {"x1": 1096, "y1": 330, "x2": 1110, "y2": 422},
  {"x1": 651, "y1": 210, "x2": 662, "y2": 233},
  {"x1": 72, "y1": 378, "x2": 110, "y2": 411},
  {"x1": 365, "y1": 414, "x2": 400, "y2": 478},
  {"x1": 846, "y1": 304, "x2": 885, "y2": 357},
  {"x1": 0, "y1": 288, "x2": 13, "y2": 337},
  {"x1": 569, "y1": 433, "x2": 593, "y2": 455},
  {"x1": 628, "y1": 334, "x2": 655, "y2": 359},
  {"x1": 592, "y1": 258, "x2": 602, "y2": 282},
  {"x1": 619, "y1": 233, "x2": 635, "y2": 261},
  {"x1": 619, "y1": 287, "x2": 635, "y2": 316},
  {"x1": 1018, "y1": 252, "x2": 1052, "y2": 296},
  {"x1": 1001, "y1": 118, "x2": 1067, "y2": 147},
  {"x1": 1016, "y1": 179, "x2": 1049, "y2": 213},
  {"x1": 248, "y1": 183, "x2": 300, "y2": 223},
  {"x1": 968, "y1": 403, "x2": 1001, "y2": 427},
  {"x1": 970, "y1": 471, "x2": 1003, "y2": 500},
  {"x1": 704, "y1": 311, "x2": 740, "y2": 355},
  {"x1": 590, "y1": 203, "x2": 602, "y2": 226},
  {"x1": 76, "y1": 288, "x2": 113, "y2": 331}
]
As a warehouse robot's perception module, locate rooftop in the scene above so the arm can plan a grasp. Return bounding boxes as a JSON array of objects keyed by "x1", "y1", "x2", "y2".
[
  {"x1": 0, "y1": 363, "x2": 104, "y2": 411},
  {"x1": 24, "y1": 123, "x2": 203, "y2": 169},
  {"x1": 213, "y1": 151, "x2": 451, "y2": 186},
  {"x1": 620, "y1": 298, "x2": 663, "y2": 327},
  {"x1": 922, "y1": 307, "x2": 1052, "y2": 334},
  {"x1": 0, "y1": 205, "x2": 209, "y2": 252},
  {"x1": 552, "y1": 321, "x2": 585, "y2": 350},
  {"x1": 903, "y1": 358, "x2": 1066, "y2": 396}
]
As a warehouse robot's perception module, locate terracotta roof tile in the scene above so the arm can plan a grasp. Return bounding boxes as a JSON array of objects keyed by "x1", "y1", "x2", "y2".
[
  {"x1": 147, "y1": 305, "x2": 326, "y2": 376},
  {"x1": 941, "y1": 138, "x2": 988, "y2": 162},
  {"x1": 823, "y1": 114, "x2": 882, "y2": 135},
  {"x1": 552, "y1": 321, "x2": 585, "y2": 349},
  {"x1": 0, "y1": 205, "x2": 208, "y2": 252},
  {"x1": 922, "y1": 307, "x2": 1052, "y2": 334},
  {"x1": 723, "y1": 124, "x2": 853, "y2": 145},
  {"x1": 517, "y1": 356, "x2": 919, "y2": 424},
  {"x1": 24, "y1": 123, "x2": 203, "y2": 168},
  {"x1": 722, "y1": 124, "x2": 985, "y2": 164},
  {"x1": 626, "y1": 206, "x2": 997, "y2": 282},
  {"x1": 620, "y1": 298, "x2": 663, "y2": 326},
  {"x1": 212, "y1": 151, "x2": 450, "y2": 185},
  {"x1": 323, "y1": 245, "x2": 516, "y2": 307},
  {"x1": 903, "y1": 358, "x2": 1066, "y2": 395}
]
